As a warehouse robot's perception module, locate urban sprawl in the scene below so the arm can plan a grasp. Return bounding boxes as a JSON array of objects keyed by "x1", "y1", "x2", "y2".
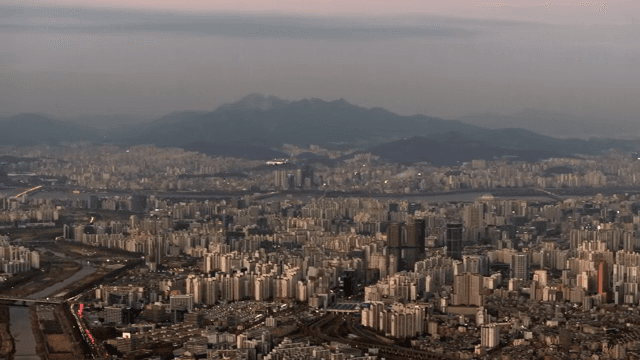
[{"x1": 2, "y1": 144, "x2": 640, "y2": 360}]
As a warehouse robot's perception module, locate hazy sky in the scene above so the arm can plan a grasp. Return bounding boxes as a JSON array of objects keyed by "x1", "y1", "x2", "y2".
[{"x1": 2, "y1": 0, "x2": 639, "y2": 123}]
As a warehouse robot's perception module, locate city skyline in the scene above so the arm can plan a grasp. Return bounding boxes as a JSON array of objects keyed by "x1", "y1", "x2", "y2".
[
  {"x1": 4, "y1": 1, "x2": 640, "y2": 357},
  {"x1": 3, "y1": 142, "x2": 640, "y2": 358}
]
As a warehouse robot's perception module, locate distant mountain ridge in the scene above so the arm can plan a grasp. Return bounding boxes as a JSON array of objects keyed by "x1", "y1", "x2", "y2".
[
  {"x1": 2, "y1": 94, "x2": 640, "y2": 164},
  {"x1": 367, "y1": 128, "x2": 640, "y2": 166},
  {"x1": 122, "y1": 93, "x2": 485, "y2": 148},
  {"x1": 0, "y1": 113, "x2": 96, "y2": 145},
  {"x1": 459, "y1": 109, "x2": 640, "y2": 139}
]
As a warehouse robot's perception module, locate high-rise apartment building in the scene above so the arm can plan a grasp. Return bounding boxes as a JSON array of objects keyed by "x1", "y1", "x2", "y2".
[
  {"x1": 510, "y1": 253, "x2": 530, "y2": 280},
  {"x1": 481, "y1": 324, "x2": 500, "y2": 349},
  {"x1": 453, "y1": 273, "x2": 484, "y2": 306}
]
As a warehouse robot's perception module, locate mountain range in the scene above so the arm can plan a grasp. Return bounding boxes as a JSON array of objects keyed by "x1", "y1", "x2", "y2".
[
  {"x1": 119, "y1": 93, "x2": 485, "y2": 148},
  {"x1": 2, "y1": 94, "x2": 639, "y2": 165},
  {"x1": 459, "y1": 109, "x2": 640, "y2": 140}
]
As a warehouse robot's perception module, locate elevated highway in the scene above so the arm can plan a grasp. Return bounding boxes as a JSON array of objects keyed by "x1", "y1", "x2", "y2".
[
  {"x1": 0, "y1": 295, "x2": 63, "y2": 306},
  {"x1": 10, "y1": 185, "x2": 43, "y2": 199}
]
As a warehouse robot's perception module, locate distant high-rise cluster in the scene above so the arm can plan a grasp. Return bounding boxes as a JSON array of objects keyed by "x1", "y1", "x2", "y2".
[
  {"x1": 273, "y1": 165, "x2": 314, "y2": 190},
  {"x1": 0, "y1": 236, "x2": 40, "y2": 275}
]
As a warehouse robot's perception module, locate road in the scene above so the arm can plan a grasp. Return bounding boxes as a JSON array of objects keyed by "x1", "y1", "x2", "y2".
[{"x1": 70, "y1": 302, "x2": 108, "y2": 359}]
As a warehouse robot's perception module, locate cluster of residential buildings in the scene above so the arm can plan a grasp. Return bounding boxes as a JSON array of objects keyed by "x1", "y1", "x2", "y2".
[
  {"x1": 0, "y1": 196, "x2": 59, "y2": 229},
  {"x1": 0, "y1": 235, "x2": 40, "y2": 276},
  {"x1": 8, "y1": 145, "x2": 640, "y2": 358},
  {"x1": 3, "y1": 144, "x2": 640, "y2": 194},
  {"x1": 38, "y1": 185, "x2": 640, "y2": 357}
]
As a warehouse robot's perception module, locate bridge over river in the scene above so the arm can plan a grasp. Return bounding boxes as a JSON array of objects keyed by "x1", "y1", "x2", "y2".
[{"x1": 0, "y1": 295, "x2": 63, "y2": 306}]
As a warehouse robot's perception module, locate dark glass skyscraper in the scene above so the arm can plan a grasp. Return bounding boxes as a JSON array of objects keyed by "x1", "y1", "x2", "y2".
[{"x1": 446, "y1": 223, "x2": 463, "y2": 260}]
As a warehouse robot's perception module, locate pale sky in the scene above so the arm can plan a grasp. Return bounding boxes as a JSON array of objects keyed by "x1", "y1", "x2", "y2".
[
  {"x1": 2, "y1": 0, "x2": 640, "y2": 126},
  {"x1": 7, "y1": 0, "x2": 637, "y2": 19}
]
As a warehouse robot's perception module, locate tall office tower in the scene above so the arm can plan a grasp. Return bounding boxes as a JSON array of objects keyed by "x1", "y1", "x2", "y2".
[
  {"x1": 287, "y1": 174, "x2": 296, "y2": 190},
  {"x1": 597, "y1": 261, "x2": 610, "y2": 301},
  {"x1": 414, "y1": 219, "x2": 426, "y2": 254},
  {"x1": 130, "y1": 194, "x2": 147, "y2": 214},
  {"x1": 89, "y1": 195, "x2": 99, "y2": 210},
  {"x1": 408, "y1": 202, "x2": 421, "y2": 215},
  {"x1": 510, "y1": 253, "x2": 530, "y2": 280},
  {"x1": 63, "y1": 224, "x2": 72, "y2": 240},
  {"x1": 295, "y1": 169, "x2": 304, "y2": 188},
  {"x1": 301, "y1": 164, "x2": 314, "y2": 188},
  {"x1": 401, "y1": 222, "x2": 414, "y2": 271},
  {"x1": 400, "y1": 219, "x2": 427, "y2": 271},
  {"x1": 388, "y1": 222, "x2": 410, "y2": 271},
  {"x1": 404, "y1": 222, "x2": 415, "y2": 247},
  {"x1": 446, "y1": 223, "x2": 463, "y2": 260},
  {"x1": 388, "y1": 203, "x2": 399, "y2": 215},
  {"x1": 399, "y1": 248, "x2": 416, "y2": 273},
  {"x1": 387, "y1": 222, "x2": 402, "y2": 248}
]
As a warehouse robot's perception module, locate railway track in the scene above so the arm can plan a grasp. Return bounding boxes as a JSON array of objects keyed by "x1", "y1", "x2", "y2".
[{"x1": 300, "y1": 313, "x2": 456, "y2": 360}]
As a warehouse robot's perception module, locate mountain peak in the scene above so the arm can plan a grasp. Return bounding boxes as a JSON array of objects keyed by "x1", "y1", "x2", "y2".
[{"x1": 229, "y1": 93, "x2": 288, "y2": 111}]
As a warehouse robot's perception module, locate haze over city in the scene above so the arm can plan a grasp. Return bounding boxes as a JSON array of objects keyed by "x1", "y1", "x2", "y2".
[{"x1": 2, "y1": 0, "x2": 640, "y2": 137}]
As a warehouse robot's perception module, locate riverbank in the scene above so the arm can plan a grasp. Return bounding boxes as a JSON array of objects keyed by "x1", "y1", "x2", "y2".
[
  {"x1": 0, "y1": 260, "x2": 79, "y2": 360},
  {"x1": 0, "y1": 250, "x2": 90, "y2": 359},
  {"x1": 30, "y1": 306, "x2": 47, "y2": 360},
  {"x1": 0, "y1": 261, "x2": 81, "y2": 298},
  {"x1": 31, "y1": 304, "x2": 81, "y2": 360},
  {"x1": 0, "y1": 306, "x2": 13, "y2": 358}
]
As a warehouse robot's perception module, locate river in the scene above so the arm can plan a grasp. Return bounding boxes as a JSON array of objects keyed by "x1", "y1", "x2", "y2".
[
  {"x1": 29, "y1": 187, "x2": 640, "y2": 204},
  {"x1": 30, "y1": 189, "x2": 554, "y2": 202},
  {"x1": 7, "y1": 250, "x2": 96, "y2": 359},
  {"x1": 260, "y1": 192, "x2": 555, "y2": 203},
  {"x1": 8, "y1": 307, "x2": 37, "y2": 360}
]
